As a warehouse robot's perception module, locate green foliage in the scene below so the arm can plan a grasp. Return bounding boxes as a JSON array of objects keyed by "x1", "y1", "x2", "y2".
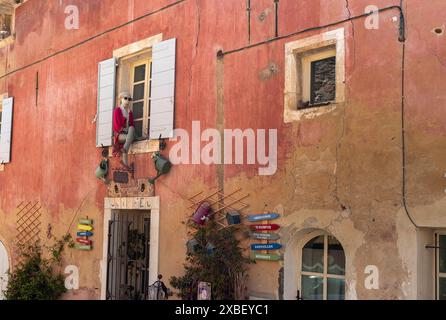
[
  {"x1": 4, "y1": 234, "x2": 74, "y2": 300},
  {"x1": 170, "y1": 221, "x2": 252, "y2": 300}
]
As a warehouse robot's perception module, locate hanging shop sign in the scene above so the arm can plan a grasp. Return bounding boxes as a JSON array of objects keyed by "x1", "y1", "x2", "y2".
[
  {"x1": 248, "y1": 213, "x2": 280, "y2": 222},
  {"x1": 251, "y1": 243, "x2": 282, "y2": 251},
  {"x1": 251, "y1": 253, "x2": 281, "y2": 261},
  {"x1": 250, "y1": 224, "x2": 280, "y2": 231},
  {"x1": 250, "y1": 232, "x2": 280, "y2": 240}
]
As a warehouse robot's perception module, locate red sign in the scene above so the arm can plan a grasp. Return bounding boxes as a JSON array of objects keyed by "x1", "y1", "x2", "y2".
[
  {"x1": 250, "y1": 224, "x2": 280, "y2": 231},
  {"x1": 76, "y1": 238, "x2": 92, "y2": 245}
]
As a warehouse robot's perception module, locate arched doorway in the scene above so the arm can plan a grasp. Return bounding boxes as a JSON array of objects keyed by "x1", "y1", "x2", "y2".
[
  {"x1": 298, "y1": 231, "x2": 345, "y2": 300},
  {"x1": 0, "y1": 241, "x2": 9, "y2": 300}
]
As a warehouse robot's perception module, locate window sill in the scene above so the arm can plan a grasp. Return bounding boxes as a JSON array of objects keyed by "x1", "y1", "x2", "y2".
[
  {"x1": 129, "y1": 139, "x2": 160, "y2": 155},
  {"x1": 284, "y1": 102, "x2": 338, "y2": 122},
  {"x1": 108, "y1": 140, "x2": 160, "y2": 158},
  {"x1": 0, "y1": 164, "x2": 4, "y2": 172}
]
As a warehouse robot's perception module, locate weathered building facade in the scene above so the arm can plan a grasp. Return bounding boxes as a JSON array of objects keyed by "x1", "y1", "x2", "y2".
[{"x1": 0, "y1": 0, "x2": 445, "y2": 300}]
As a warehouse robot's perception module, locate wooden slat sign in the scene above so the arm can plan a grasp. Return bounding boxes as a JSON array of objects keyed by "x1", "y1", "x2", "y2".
[
  {"x1": 251, "y1": 243, "x2": 282, "y2": 251},
  {"x1": 250, "y1": 232, "x2": 280, "y2": 240},
  {"x1": 250, "y1": 224, "x2": 280, "y2": 231},
  {"x1": 251, "y1": 253, "x2": 281, "y2": 261},
  {"x1": 248, "y1": 213, "x2": 280, "y2": 222}
]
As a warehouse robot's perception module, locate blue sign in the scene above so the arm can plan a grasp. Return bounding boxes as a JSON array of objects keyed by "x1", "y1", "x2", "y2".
[
  {"x1": 251, "y1": 243, "x2": 282, "y2": 250},
  {"x1": 248, "y1": 213, "x2": 280, "y2": 222},
  {"x1": 77, "y1": 231, "x2": 93, "y2": 237}
]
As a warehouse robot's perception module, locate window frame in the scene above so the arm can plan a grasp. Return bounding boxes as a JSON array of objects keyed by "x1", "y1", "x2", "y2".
[
  {"x1": 111, "y1": 33, "x2": 163, "y2": 155},
  {"x1": 0, "y1": 93, "x2": 7, "y2": 172},
  {"x1": 297, "y1": 230, "x2": 346, "y2": 300},
  {"x1": 435, "y1": 231, "x2": 446, "y2": 300},
  {"x1": 129, "y1": 58, "x2": 152, "y2": 139},
  {"x1": 284, "y1": 28, "x2": 345, "y2": 122}
]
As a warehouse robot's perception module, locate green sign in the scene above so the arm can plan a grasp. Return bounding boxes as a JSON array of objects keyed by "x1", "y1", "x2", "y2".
[{"x1": 251, "y1": 253, "x2": 281, "y2": 261}]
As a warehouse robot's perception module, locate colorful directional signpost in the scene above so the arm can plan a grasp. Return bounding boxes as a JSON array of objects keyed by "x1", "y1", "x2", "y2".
[
  {"x1": 248, "y1": 213, "x2": 282, "y2": 261},
  {"x1": 76, "y1": 218, "x2": 93, "y2": 251}
]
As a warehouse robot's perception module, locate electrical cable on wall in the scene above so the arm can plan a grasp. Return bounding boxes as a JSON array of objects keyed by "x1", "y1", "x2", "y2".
[{"x1": 218, "y1": 3, "x2": 418, "y2": 228}]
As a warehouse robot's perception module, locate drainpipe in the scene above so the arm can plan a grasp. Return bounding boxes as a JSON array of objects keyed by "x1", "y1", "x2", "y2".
[{"x1": 399, "y1": 0, "x2": 418, "y2": 228}]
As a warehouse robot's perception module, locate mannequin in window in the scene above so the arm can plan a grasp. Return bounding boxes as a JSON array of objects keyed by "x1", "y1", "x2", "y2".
[{"x1": 113, "y1": 91, "x2": 136, "y2": 170}]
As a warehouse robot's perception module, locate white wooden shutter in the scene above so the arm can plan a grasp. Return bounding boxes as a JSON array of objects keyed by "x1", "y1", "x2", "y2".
[
  {"x1": 0, "y1": 241, "x2": 9, "y2": 300},
  {"x1": 0, "y1": 97, "x2": 13, "y2": 164},
  {"x1": 150, "y1": 38, "x2": 176, "y2": 140},
  {"x1": 96, "y1": 58, "x2": 116, "y2": 147}
]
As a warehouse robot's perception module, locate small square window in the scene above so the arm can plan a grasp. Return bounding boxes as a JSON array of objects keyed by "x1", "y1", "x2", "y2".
[{"x1": 284, "y1": 28, "x2": 345, "y2": 122}]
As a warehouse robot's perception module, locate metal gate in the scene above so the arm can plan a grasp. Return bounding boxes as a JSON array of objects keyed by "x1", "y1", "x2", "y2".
[{"x1": 106, "y1": 210, "x2": 151, "y2": 300}]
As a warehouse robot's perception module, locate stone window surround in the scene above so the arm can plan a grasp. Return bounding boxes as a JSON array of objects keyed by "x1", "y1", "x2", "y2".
[
  {"x1": 111, "y1": 33, "x2": 164, "y2": 155},
  {"x1": 100, "y1": 196, "x2": 160, "y2": 300},
  {"x1": 284, "y1": 28, "x2": 345, "y2": 123}
]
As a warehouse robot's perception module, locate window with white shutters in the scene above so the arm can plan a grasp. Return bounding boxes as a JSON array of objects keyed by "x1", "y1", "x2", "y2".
[
  {"x1": 96, "y1": 58, "x2": 117, "y2": 147},
  {"x1": 96, "y1": 38, "x2": 176, "y2": 149},
  {"x1": 149, "y1": 38, "x2": 176, "y2": 140},
  {"x1": 0, "y1": 97, "x2": 13, "y2": 164}
]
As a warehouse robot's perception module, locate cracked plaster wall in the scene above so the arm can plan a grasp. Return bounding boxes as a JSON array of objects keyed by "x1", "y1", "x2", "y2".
[{"x1": 0, "y1": 0, "x2": 444, "y2": 300}]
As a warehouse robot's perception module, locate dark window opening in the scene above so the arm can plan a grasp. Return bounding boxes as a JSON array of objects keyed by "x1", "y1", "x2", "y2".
[{"x1": 310, "y1": 56, "x2": 336, "y2": 106}]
